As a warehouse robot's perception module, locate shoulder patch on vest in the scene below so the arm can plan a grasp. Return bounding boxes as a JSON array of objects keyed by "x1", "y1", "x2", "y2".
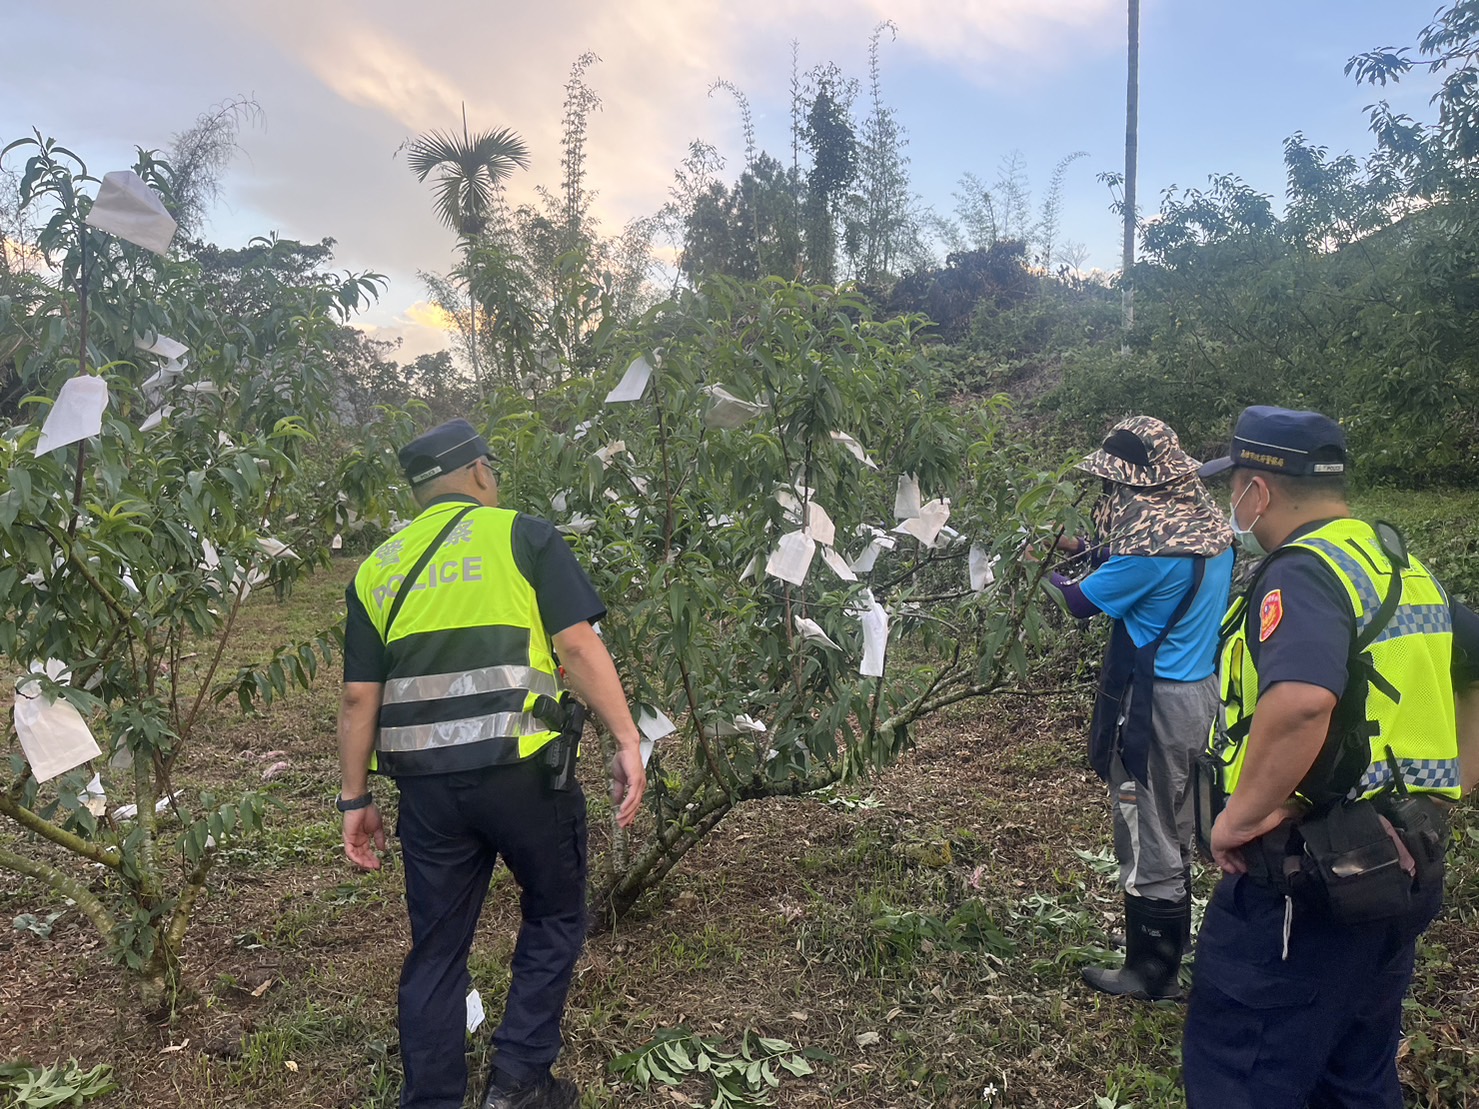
[{"x1": 1259, "y1": 588, "x2": 1284, "y2": 642}]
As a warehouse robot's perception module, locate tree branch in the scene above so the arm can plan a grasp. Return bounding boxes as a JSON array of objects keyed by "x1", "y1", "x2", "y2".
[
  {"x1": 0, "y1": 843, "x2": 117, "y2": 941},
  {"x1": 164, "y1": 850, "x2": 215, "y2": 955},
  {"x1": 0, "y1": 793, "x2": 122, "y2": 868},
  {"x1": 178, "y1": 577, "x2": 247, "y2": 747},
  {"x1": 32, "y1": 522, "x2": 137, "y2": 627}
]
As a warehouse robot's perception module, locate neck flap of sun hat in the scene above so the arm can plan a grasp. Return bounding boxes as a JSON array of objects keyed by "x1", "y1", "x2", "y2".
[{"x1": 1079, "y1": 416, "x2": 1233, "y2": 558}]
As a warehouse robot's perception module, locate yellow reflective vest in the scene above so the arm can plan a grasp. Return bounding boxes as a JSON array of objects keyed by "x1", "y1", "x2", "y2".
[
  {"x1": 352, "y1": 499, "x2": 562, "y2": 776},
  {"x1": 1208, "y1": 517, "x2": 1460, "y2": 803}
]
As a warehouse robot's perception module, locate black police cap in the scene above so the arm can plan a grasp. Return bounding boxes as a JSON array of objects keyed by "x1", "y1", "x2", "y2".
[
  {"x1": 398, "y1": 418, "x2": 490, "y2": 486},
  {"x1": 1199, "y1": 405, "x2": 1347, "y2": 478}
]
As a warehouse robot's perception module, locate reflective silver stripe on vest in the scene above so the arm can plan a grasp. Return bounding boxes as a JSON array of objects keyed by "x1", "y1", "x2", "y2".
[
  {"x1": 377, "y1": 711, "x2": 551, "y2": 753},
  {"x1": 382, "y1": 664, "x2": 559, "y2": 706}
]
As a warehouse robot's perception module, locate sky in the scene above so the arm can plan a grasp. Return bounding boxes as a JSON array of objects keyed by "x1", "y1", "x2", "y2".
[{"x1": 3, "y1": 0, "x2": 1445, "y2": 363}]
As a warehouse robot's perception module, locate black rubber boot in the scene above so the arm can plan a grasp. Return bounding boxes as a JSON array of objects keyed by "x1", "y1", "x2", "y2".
[
  {"x1": 1178, "y1": 886, "x2": 1194, "y2": 953},
  {"x1": 1083, "y1": 894, "x2": 1187, "y2": 1001},
  {"x1": 1110, "y1": 869, "x2": 1194, "y2": 950}
]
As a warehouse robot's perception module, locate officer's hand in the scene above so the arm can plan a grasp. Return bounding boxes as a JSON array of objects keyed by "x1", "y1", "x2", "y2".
[
  {"x1": 1209, "y1": 815, "x2": 1249, "y2": 875},
  {"x1": 610, "y1": 746, "x2": 646, "y2": 828},
  {"x1": 343, "y1": 803, "x2": 387, "y2": 870},
  {"x1": 1211, "y1": 806, "x2": 1290, "y2": 875}
]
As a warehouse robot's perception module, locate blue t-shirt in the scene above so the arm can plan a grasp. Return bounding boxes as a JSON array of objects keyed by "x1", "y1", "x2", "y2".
[{"x1": 1078, "y1": 548, "x2": 1235, "y2": 681}]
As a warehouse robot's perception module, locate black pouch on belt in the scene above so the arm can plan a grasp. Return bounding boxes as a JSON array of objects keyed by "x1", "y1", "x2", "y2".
[
  {"x1": 1371, "y1": 747, "x2": 1451, "y2": 892},
  {"x1": 1376, "y1": 791, "x2": 1450, "y2": 892},
  {"x1": 539, "y1": 695, "x2": 585, "y2": 792},
  {"x1": 1296, "y1": 800, "x2": 1413, "y2": 924},
  {"x1": 1192, "y1": 750, "x2": 1228, "y2": 862}
]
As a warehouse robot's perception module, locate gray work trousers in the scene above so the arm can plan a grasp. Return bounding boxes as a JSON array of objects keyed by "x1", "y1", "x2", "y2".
[{"x1": 1109, "y1": 675, "x2": 1219, "y2": 902}]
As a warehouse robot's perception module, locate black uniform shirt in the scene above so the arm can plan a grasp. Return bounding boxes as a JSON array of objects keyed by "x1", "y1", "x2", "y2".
[
  {"x1": 1246, "y1": 520, "x2": 1479, "y2": 697},
  {"x1": 342, "y1": 499, "x2": 606, "y2": 684}
]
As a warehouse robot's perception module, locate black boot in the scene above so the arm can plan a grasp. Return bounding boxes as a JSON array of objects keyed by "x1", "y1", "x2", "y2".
[
  {"x1": 1109, "y1": 872, "x2": 1194, "y2": 950},
  {"x1": 1178, "y1": 887, "x2": 1194, "y2": 953},
  {"x1": 481, "y1": 1069, "x2": 579, "y2": 1109},
  {"x1": 1083, "y1": 894, "x2": 1186, "y2": 1001}
]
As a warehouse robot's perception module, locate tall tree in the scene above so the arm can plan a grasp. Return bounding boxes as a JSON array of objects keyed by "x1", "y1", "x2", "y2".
[
  {"x1": 677, "y1": 153, "x2": 805, "y2": 283},
  {"x1": 803, "y1": 66, "x2": 859, "y2": 284},
  {"x1": 166, "y1": 96, "x2": 262, "y2": 237},
  {"x1": 710, "y1": 79, "x2": 761, "y2": 268},
  {"x1": 406, "y1": 107, "x2": 530, "y2": 395},
  {"x1": 558, "y1": 52, "x2": 603, "y2": 253},
  {"x1": 852, "y1": 21, "x2": 913, "y2": 284},
  {"x1": 1122, "y1": 0, "x2": 1140, "y2": 340}
]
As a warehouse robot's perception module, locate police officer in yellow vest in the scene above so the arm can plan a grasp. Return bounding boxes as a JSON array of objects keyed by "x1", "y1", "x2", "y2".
[
  {"x1": 1182, "y1": 406, "x2": 1479, "y2": 1108},
  {"x1": 336, "y1": 419, "x2": 646, "y2": 1109}
]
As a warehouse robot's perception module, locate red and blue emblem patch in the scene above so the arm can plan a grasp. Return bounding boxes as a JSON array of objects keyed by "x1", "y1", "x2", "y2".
[{"x1": 1259, "y1": 588, "x2": 1284, "y2": 642}]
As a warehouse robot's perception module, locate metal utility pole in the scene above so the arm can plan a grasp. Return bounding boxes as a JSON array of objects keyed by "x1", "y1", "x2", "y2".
[{"x1": 1122, "y1": 0, "x2": 1139, "y2": 346}]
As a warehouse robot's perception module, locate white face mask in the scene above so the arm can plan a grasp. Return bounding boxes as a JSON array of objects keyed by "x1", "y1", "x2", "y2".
[{"x1": 1229, "y1": 482, "x2": 1268, "y2": 558}]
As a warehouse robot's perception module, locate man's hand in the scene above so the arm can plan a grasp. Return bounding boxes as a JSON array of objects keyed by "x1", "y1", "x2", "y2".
[
  {"x1": 337, "y1": 680, "x2": 383, "y2": 869},
  {"x1": 1212, "y1": 680, "x2": 1336, "y2": 874},
  {"x1": 1209, "y1": 812, "x2": 1251, "y2": 875},
  {"x1": 343, "y1": 803, "x2": 387, "y2": 870},
  {"x1": 610, "y1": 746, "x2": 646, "y2": 828},
  {"x1": 1210, "y1": 805, "x2": 1295, "y2": 875}
]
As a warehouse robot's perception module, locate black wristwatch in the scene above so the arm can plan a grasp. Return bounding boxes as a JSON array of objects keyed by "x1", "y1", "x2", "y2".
[{"x1": 336, "y1": 791, "x2": 374, "y2": 813}]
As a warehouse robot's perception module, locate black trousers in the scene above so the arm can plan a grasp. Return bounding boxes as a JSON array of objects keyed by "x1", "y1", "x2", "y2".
[
  {"x1": 1183, "y1": 871, "x2": 1443, "y2": 1108},
  {"x1": 394, "y1": 760, "x2": 588, "y2": 1109}
]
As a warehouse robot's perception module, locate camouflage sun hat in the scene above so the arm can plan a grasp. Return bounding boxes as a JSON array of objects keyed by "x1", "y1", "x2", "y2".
[
  {"x1": 1076, "y1": 415, "x2": 1201, "y2": 489},
  {"x1": 1090, "y1": 478, "x2": 1232, "y2": 558}
]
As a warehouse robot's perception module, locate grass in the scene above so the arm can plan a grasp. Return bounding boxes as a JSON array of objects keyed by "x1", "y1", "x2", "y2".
[
  {"x1": 1, "y1": 556, "x2": 1476, "y2": 1108},
  {"x1": 1352, "y1": 485, "x2": 1479, "y2": 604}
]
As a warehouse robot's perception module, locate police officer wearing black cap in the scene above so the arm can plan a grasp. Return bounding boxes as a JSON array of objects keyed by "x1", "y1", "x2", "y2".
[
  {"x1": 336, "y1": 419, "x2": 647, "y2": 1109},
  {"x1": 1183, "y1": 406, "x2": 1479, "y2": 1108}
]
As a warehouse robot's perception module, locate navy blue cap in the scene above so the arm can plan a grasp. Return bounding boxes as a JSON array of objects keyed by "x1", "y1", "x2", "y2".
[
  {"x1": 397, "y1": 418, "x2": 491, "y2": 486},
  {"x1": 1199, "y1": 406, "x2": 1347, "y2": 478}
]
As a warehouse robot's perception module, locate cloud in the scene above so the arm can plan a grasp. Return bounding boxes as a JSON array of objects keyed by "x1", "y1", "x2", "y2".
[
  {"x1": 5, "y1": 0, "x2": 1133, "y2": 336},
  {"x1": 2, "y1": 237, "x2": 48, "y2": 273},
  {"x1": 404, "y1": 300, "x2": 457, "y2": 332},
  {"x1": 271, "y1": 0, "x2": 1118, "y2": 239},
  {"x1": 352, "y1": 299, "x2": 457, "y2": 363},
  {"x1": 302, "y1": 23, "x2": 465, "y2": 133},
  {"x1": 854, "y1": 0, "x2": 1120, "y2": 67}
]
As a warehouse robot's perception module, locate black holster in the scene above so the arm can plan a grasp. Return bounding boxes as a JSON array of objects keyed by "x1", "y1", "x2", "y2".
[
  {"x1": 1375, "y1": 791, "x2": 1451, "y2": 892},
  {"x1": 1193, "y1": 750, "x2": 1228, "y2": 862},
  {"x1": 542, "y1": 697, "x2": 585, "y2": 792},
  {"x1": 1239, "y1": 820, "x2": 1301, "y2": 890}
]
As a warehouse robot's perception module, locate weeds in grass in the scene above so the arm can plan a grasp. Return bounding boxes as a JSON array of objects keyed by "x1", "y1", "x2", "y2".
[
  {"x1": 0, "y1": 1060, "x2": 117, "y2": 1107},
  {"x1": 650, "y1": 923, "x2": 749, "y2": 973},
  {"x1": 317, "y1": 880, "x2": 386, "y2": 908},
  {"x1": 611, "y1": 1027, "x2": 830, "y2": 1108},
  {"x1": 218, "y1": 817, "x2": 342, "y2": 870},
  {"x1": 1011, "y1": 892, "x2": 1097, "y2": 942},
  {"x1": 1400, "y1": 1025, "x2": 1479, "y2": 1107},
  {"x1": 809, "y1": 784, "x2": 882, "y2": 811},
  {"x1": 1074, "y1": 846, "x2": 1118, "y2": 880},
  {"x1": 11, "y1": 910, "x2": 65, "y2": 939},
  {"x1": 225, "y1": 1001, "x2": 373, "y2": 1086},
  {"x1": 800, "y1": 890, "x2": 1017, "y2": 980},
  {"x1": 349, "y1": 1037, "x2": 401, "y2": 1109},
  {"x1": 1102, "y1": 1051, "x2": 1184, "y2": 1106}
]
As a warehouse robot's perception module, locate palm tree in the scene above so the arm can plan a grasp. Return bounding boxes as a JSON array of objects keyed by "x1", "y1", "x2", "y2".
[{"x1": 406, "y1": 106, "x2": 530, "y2": 393}]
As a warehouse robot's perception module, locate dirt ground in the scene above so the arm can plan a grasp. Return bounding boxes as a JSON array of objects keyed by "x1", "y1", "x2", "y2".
[{"x1": 2, "y1": 561, "x2": 1476, "y2": 1108}]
